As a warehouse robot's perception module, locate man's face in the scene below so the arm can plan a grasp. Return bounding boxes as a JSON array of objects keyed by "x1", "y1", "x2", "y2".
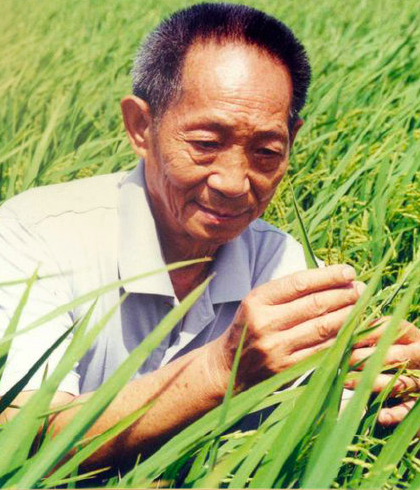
[{"x1": 144, "y1": 41, "x2": 295, "y2": 247}]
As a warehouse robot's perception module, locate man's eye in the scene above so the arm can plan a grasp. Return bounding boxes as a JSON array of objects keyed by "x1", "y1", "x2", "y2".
[
  {"x1": 190, "y1": 141, "x2": 220, "y2": 151},
  {"x1": 255, "y1": 148, "x2": 281, "y2": 157}
]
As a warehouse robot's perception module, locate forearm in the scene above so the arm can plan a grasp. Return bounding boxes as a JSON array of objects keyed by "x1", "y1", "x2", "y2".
[{"x1": 50, "y1": 341, "x2": 228, "y2": 470}]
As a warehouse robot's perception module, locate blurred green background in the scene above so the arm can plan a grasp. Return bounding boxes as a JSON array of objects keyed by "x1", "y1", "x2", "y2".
[{"x1": 1, "y1": 0, "x2": 420, "y2": 311}]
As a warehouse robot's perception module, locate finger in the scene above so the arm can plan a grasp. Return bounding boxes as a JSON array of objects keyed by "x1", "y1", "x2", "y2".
[
  {"x1": 354, "y1": 318, "x2": 420, "y2": 348},
  {"x1": 254, "y1": 264, "x2": 357, "y2": 305},
  {"x1": 288, "y1": 337, "x2": 336, "y2": 365},
  {"x1": 267, "y1": 282, "x2": 364, "y2": 332},
  {"x1": 280, "y1": 305, "x2": 354, "y2": 351},
  {"x1": 350, "y1": 344, "x2": 419, "y2": 369},
  {"x1": 378, "y1": 400, "x2": 415, "y2": 426},
  {"x1": 345, "y1": 373, "x2": 420, "y2": 394}
]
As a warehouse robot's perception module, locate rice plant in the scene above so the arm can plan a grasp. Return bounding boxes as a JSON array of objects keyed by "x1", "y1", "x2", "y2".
[{"x1": 1, "y1": 0, "x2": 420, "y2": 487}]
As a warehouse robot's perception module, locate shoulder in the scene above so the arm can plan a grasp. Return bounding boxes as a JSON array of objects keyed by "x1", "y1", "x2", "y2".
[
  {"x1": 0, "y1": 172, "x2": 127, "y2": 225},
  {"x1": 240, "y1": 218, "x2": 309, "y2": 284}
]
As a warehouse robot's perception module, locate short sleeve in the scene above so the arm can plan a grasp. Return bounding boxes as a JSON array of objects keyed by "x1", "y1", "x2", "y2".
[{"x1": 0, "y1": 203, "x2": 80, "y2": 396}]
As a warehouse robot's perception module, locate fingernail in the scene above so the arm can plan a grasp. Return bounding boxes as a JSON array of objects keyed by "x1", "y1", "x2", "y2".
[
  {"x1": 381, "y1": 412, "x2": 392, "y2": 425},
  {"x1": 355, "y1": 282, "x2": 367, "y2": 295},
  {"x1": 342, "y1": 265, "x2": 356, "y2": 281}
]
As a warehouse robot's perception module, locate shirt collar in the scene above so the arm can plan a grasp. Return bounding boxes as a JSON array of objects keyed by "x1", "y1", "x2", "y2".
[{"x1": 118, "y1": 160, "x2": 252, "y2": 303}]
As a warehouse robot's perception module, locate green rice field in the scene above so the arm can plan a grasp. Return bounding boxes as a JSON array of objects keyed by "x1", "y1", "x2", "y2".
[{"x1": 1, "y1": 0, "x2": 420, "y2": 487}]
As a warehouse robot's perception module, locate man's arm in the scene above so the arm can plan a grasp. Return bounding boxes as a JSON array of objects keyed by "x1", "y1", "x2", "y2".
[
  {"x1": 2, "y1": 264, "x2": 362, "y2": 472},
  {"x1": 1, "y1": 341, "x2": 226, "y2": 470}
]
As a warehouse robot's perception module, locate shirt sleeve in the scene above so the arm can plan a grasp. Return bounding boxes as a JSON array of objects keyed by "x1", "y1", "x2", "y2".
[{"x1": 0, "y1": 202, "x2": 80, "y2": 396}]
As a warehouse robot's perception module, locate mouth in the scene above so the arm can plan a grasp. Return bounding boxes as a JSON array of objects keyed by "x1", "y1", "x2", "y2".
[{"x1": 194, "y1": 201, "x2": 249, "y2": 221}]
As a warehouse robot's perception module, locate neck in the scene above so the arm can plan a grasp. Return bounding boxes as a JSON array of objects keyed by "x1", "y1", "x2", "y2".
[{"x1": 158, "y1": 227, "x2": 219, "y2": 301}]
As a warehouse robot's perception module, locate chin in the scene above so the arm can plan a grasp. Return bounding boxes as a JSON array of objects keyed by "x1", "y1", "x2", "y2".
[{"x1": 188, "y1": 224, "x2": 247, "y2": 246}]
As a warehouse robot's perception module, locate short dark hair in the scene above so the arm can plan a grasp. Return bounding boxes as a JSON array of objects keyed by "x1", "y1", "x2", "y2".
[{"x1": 132, "y1": 3, "x2": 311, "y2": 130}]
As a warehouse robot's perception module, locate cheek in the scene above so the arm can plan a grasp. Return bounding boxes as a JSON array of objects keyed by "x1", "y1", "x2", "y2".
[
  {"x1": 158, "y1": 160, "x2": 209, "y2": 218},
  {"x1": 161, "y1": 150, "x2": 210, "y2": 190},
  {"x1": 250, "y1": 166, "x2": 286, "y2": 209}
]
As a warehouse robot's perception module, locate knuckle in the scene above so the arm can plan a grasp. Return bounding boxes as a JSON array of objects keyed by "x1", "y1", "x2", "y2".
[
  {"x1": 264, "y1": 353, "x2": 290, "y2": 374},
  {"x1": 240, "y1": 295, "x2": 258, "y2": 320},
  {"x1": 244, "y1": 289, "x2": 259, "y2": 305},
  {"x1": 348, "y1": 286, "x2": 360, "y2": 303},
  {"x1": 309, "y1": 293, "x2": 326, "y2": 316},
  {"x1": 290, "y1": 272, "x2": 309, "y2": 293},
  {"x1": 315, "y1": 316, "x2": 332, "y2": 340}
]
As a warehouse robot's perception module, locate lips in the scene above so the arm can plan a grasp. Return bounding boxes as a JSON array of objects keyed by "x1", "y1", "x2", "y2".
[{"x1": 194, "y1": 201, "x2": 249, "y2": 219}]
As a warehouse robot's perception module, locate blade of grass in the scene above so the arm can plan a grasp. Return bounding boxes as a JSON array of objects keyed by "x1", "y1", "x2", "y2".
[
  {"x1": 42, "y1": 402, "x2": 154, "y2": 488},
  {"x1": 359, "y1": 395, "x2": 420, "y2": 486},
  {"x1": 119, "y1": 350, "x2": 326, "y2": 487},
  {"x1": 0, "y1": 300, "x2": 99, "y2": 479},
  {"x1": 41, "y1": 466, "x2": 111, "y2": 488},
  {"x1": 407, "y1": 464, "x2": 420, "y2": 490},
  {"x1": 346, "y1": 368, "x2": 406, "y2": 487},
  {"x1": 0, "y1": 268, "x2": 38, "y2": 379},
  {"x1": 0, "y1": 323, "x2": 75, "y2": 414},
  {"x1": 303, "y1": 349, "x2": 352, "y2": 479},
  {"x1": 195, "y1": 324, "x2": 248, "y2": 486},
  {"x1": 31, "y1": 363, "x2": 51, "y2": 454},
  {"x1": 10, "y1": 275, "x2": 213, "y2": 488},
  {"x1": 223, "y1": 395, "x2": 302, "y2": 489},
  {"x1": 248, "y1": 385, "x2": 305, "y2": 413},
  {"x1": 183, "y1": 441, "x2": 213, "y2": 485},
  {"x1": 20, "y1": 96, "x2": 67, "y2": 191},
  {"x1": 289, "y1": 179, "x2": 318, "y2": 269},
  {"x1": 0, "y1": 258, "x2": 210, "y2": 351}
]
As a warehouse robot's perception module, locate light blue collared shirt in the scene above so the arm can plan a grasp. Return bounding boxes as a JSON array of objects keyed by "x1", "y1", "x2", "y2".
[{"x1": 0, "y1": 161, "x2": 307, "y2": 395}]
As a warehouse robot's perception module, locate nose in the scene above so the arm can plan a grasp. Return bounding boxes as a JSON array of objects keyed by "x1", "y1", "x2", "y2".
[{"x1": 207, "y1": 150, "x2": 251, "y2": 198}]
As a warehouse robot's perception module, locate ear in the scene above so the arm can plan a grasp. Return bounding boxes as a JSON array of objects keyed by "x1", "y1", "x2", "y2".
[
  {"x1": 120, "y1": 95, "x2": 153, "y2": 158},
  {"x1": 290, "y1": 118, "x2": 304, "y2": 148}
]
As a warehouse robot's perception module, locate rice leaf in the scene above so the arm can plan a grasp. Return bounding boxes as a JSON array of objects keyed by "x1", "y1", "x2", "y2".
[
  {"x1": 0, "y1": 258, "x2": 211, "y2": 350},
  {"x1": 183, "y1": 441, "x2": 213, "y2": 485},
  {"x1": 289, "y1": 179, "x2": 318, "y2": 269},
  {"x1": 227, "y1": 396, "x2": 301, "y2": 489},
  {"x1": 303, "y1": 349, "x2": 352, "y2": 479},
  {"x1": 10, "y1": 275, "x2": 212, "y2": 488},
  {"x1": 0, "y1": 268, "x2": 38, "y2": 380},
  {"x1": 42, "y1": 402, "x2": 154, "y2": 488},
  {"x1": 119, "y1": 349, "x2": 326, "y2": 487},
  {"x1": 195, "y1": 324, "x2": 248, "y2": 486},
  {"x1": 359, "y1": 391, "x2": 420, "y2": 485},
  {"x1": 0, "y1": 322, "x2": 75, "y2": 414},
  {"x1": 0, "y1": 298, "x2": 104, "y2": 479},
  {"x1": 20, "y1": 96, "x2": 67, "y2": 191}
]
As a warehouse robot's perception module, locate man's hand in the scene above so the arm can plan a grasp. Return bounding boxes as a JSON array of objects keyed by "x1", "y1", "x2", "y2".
[
  {"x1": 347, "y1": 317, "x2": 420, "y2": 426},
  {"x1": 211, "y1": 264, "x2": 365, "y2": 391}
]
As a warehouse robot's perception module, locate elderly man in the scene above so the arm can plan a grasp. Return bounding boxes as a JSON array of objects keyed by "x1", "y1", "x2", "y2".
[{"x1": 0, "y1": 2, "x2": 419, "y2": 471}]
